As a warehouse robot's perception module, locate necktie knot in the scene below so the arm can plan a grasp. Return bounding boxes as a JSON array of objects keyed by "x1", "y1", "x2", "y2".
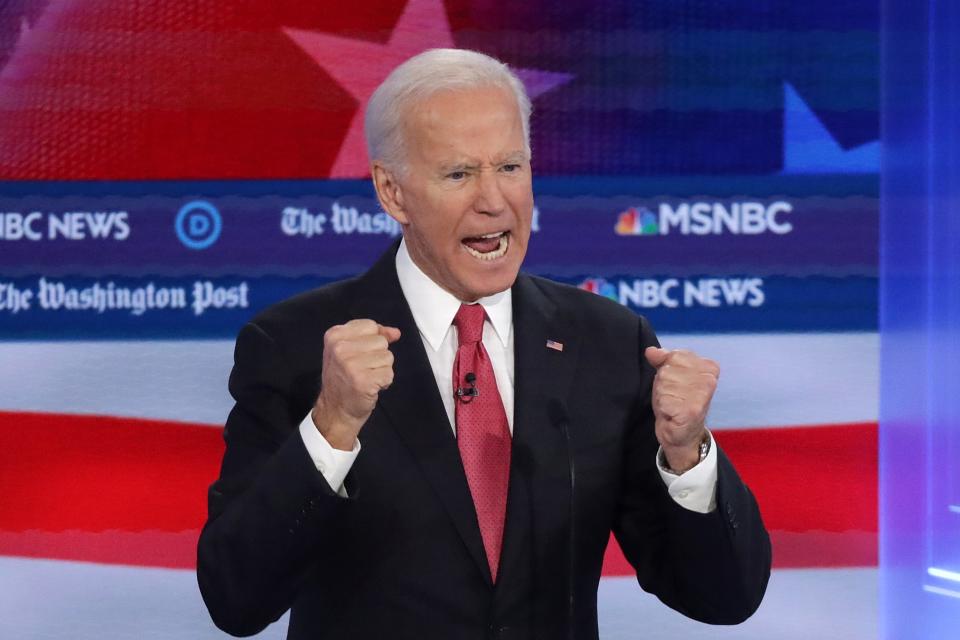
[{"x1": 454, "y1": 303, "x2": 485, "y2": 346}]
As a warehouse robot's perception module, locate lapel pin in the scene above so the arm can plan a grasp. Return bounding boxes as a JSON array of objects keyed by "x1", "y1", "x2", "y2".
[{"x1": 545, "y1": 339, "x2": 564, "y2": 352}]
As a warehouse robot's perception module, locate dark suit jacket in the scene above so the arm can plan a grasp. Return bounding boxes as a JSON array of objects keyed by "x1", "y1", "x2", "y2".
[{"x1": 197, "y1": 242, "x2": 771, "y2": 639}]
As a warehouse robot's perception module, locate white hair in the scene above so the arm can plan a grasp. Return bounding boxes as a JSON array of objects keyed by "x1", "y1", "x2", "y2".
[{"x1": 364, "y1": 48, "x2": 532, "y2": 173}]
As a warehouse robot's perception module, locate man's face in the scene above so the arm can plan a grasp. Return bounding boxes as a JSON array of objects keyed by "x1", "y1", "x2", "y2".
[{"x1": 375, "y1": 85, "x2": 534, "y2": 302}]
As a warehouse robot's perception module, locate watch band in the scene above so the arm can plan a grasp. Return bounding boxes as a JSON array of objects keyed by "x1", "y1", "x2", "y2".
[{"x1": 658, "y1": 432, "x2": 711, "y2": 476}]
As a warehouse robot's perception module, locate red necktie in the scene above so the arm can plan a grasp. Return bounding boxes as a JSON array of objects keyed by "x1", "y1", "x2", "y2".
[{"x1": 453, "y1": 303, "x2": 511, "y2": 583}]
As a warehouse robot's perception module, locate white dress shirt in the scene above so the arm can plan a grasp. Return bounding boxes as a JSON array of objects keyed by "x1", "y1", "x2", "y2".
[{"x1": 299, "y1": 239, "x2": 717, "y2": 512}]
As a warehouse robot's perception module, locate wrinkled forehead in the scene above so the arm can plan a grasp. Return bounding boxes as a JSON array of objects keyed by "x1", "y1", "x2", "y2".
[{"x1": 399, "y1": 85, "x2": 524, "y2": 156}]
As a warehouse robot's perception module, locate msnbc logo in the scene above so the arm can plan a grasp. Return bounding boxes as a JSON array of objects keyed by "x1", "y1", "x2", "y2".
[
  {"x1": 615, "y1": 201, "x2": 794, "y2": 236},
  {"x1": 578, "y1": 278, "x2": 619, "y2": 301},
  {"x1": 615, "y1": 207, "x2": 659, "y2": 236}
]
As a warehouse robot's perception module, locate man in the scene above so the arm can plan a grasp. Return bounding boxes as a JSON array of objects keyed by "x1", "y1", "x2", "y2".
[{"x1": 198, "y1": 49, "x2": 770, "y2": 639}]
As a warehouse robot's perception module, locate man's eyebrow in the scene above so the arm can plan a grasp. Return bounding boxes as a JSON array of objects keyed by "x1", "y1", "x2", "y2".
[
  {"x1": 439, "y1": 161, "x2": 479, "y2": 173},
  {"x1": 497, "y1": 151, "x2": 529, "y2": 164},
  {"x1": 438, "y1": 151, "x2": 528, "y2": 173}
]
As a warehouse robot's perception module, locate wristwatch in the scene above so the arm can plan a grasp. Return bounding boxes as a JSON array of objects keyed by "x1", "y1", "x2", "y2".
[{"x1": 658, "y1": 432, "x2": 711, "y2": 476}]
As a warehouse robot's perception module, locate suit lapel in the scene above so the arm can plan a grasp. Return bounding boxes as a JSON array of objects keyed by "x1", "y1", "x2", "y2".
[
  {"x1": 497, "y1": 274, "x2": 582, "y2": 591},
  {"x1": 349, "y1": 242, "x2": 493, "y2": 584}
]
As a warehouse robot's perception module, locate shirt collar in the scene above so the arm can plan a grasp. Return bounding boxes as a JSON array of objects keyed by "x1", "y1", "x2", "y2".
[{"x1": 395, "y1": 238, "x2": 512, "y2": 352}]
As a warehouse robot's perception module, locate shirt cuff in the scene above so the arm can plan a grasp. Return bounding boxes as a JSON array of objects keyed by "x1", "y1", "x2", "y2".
[
  {"x1": 298, "y1": 411, "x2": 361, "y2": 497},
  {"x1": 655, "y1": 431, "x2": 718, "y2": 514}
]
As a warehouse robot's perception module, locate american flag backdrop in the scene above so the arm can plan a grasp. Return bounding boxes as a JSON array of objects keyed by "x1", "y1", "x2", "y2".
[{"x1": 0, "y1": 1, "x2": 879, "y2": 638}]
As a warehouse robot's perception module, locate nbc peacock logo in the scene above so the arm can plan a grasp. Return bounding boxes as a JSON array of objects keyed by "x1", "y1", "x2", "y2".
[
  {"x1": 614, "y1": 206, "x2": 659, "y2": 236},
  {"x1": 578, "y1": 277, "x2": 619, "y2": 302}
]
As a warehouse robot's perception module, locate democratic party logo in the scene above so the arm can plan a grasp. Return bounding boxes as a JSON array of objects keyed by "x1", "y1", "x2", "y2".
[
  {"x1": 175, "y1": 200, "x2": 222, "y2": 249},
  {"x1": 578, "y1": 278, "x2": 618, "y2": 302},
  {"x1": 615, "y1": 200, "x2": 794, "y2": 236},
  {"x1": 615, "y1": 207, "x2": 658, "y2": 236}
]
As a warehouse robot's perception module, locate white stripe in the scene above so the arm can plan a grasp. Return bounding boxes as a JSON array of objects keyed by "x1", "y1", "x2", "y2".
[
  {"x1": 0, "y1": 340, "x2": 234, "y2": 425},
  {"x1": 660, "y1": 332, "x2": 878, "y2": 429},
  {"x1": 0, "y1": 556, "x2": 287, "y2": 639},
  {"x1": 599, "y1": 568, "x2": 877, "y2": 639},
  {"x1": 0, "y1": 556, "x2": 877, "y2": 640},
  {"x1": 0, "y1": 332, "x2": 878, "y2": 429}
]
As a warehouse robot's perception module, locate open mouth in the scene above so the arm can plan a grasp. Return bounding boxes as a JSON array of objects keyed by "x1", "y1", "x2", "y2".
[{"x1": 461, "y1": 231, "x2": 509, "y2": 261}]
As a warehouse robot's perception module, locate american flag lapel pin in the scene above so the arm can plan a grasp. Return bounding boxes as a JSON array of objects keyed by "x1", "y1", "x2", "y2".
[{"x1": 545, "y1": 339, "x2": 564, "y2": 352}]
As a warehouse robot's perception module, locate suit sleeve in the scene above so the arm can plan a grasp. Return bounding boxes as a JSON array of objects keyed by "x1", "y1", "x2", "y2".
[
  {"x1": 612, "y1": 315, "x2": 772, "y2": 624},
  {"x1": 196, "y1": 321, "x2": 348, "y2": 637}
]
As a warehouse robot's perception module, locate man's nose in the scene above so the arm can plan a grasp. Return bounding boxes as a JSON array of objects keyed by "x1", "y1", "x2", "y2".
[{"x1": 473, "y1": 170, "x2": 507, "y2": 215}]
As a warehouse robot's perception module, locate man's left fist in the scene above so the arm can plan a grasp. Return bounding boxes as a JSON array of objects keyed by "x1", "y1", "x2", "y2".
[{"x1": 644, "y1": 346, "x2": 720, "y2": 473}]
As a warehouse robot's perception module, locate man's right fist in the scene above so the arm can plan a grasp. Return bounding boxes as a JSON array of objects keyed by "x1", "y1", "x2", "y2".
[{"x1": 312, "y1": 319, "x2": 401, "y2": 451}]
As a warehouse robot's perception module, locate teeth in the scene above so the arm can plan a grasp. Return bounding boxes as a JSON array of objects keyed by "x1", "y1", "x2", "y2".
[
  {"x1": 464, "y1": 233, "x2": 509, "y2": 261},
  {"x1": 479, "y1": 231, "x2": 503, "y2": 239}
]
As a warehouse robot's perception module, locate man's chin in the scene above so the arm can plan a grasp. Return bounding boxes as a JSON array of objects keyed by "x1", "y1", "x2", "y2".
[{"x1": 458, "y1": 270, "x2": 520, "y2": 301}]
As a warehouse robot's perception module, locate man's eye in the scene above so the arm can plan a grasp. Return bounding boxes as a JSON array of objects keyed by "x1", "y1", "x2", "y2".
[
  {"x1": 447, "y1": 171, "x2": 467, "y2": 180},
  {"x1": 501, "y1": 164, "x2": 520, "y2": 173}
]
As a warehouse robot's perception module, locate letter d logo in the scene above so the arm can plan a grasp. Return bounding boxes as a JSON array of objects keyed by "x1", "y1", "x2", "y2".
[{"x1": 175, "y1": 200, "x2": 222, "y2": 250}]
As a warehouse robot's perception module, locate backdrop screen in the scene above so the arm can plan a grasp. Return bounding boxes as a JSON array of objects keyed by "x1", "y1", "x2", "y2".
[{"x1": 0, "y1": 1, "x2": 879, "y2": 638}]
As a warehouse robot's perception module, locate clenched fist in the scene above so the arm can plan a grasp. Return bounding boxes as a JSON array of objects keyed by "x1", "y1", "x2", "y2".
[
  {"x1": 644, "y1": 346, "x2": 720, "y2": 473},
  {"x1": 312, "y1": 319, "x2": 401, "y2": 451}
]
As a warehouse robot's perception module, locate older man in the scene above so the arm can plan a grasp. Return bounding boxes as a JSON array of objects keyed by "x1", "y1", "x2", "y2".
[{"x1": 198, "y1": 49, "x2": 770, "y2": 640}]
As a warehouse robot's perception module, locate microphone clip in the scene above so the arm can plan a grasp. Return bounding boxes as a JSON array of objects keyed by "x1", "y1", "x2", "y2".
[{"x1": 455, "y1": 372, "x2": 479, "y2": 403}]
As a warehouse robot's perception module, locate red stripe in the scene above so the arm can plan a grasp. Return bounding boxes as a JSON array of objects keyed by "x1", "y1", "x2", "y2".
[
  {"x1": 0, "y1": 529, "x2": 201, "y2": 568},
  {"x1": 0, "y1": 411, "x2": 876, "y2": 570},
  {"x1": 602, "y1": 422, "x2": 877, "y2": 575},
  {"x1": 0, "y1": 411, "x2": 222, "y2": 568}
]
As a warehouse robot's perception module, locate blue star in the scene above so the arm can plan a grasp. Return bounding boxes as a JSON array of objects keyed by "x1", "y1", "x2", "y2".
[{"x1": 781, "y1": 82, "x2": 879, "y2": 174}]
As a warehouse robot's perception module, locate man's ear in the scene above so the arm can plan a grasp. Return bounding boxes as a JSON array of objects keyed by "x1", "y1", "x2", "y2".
[{"x1": 372, "y1": 162, "x2": 409, "y2": 225}]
